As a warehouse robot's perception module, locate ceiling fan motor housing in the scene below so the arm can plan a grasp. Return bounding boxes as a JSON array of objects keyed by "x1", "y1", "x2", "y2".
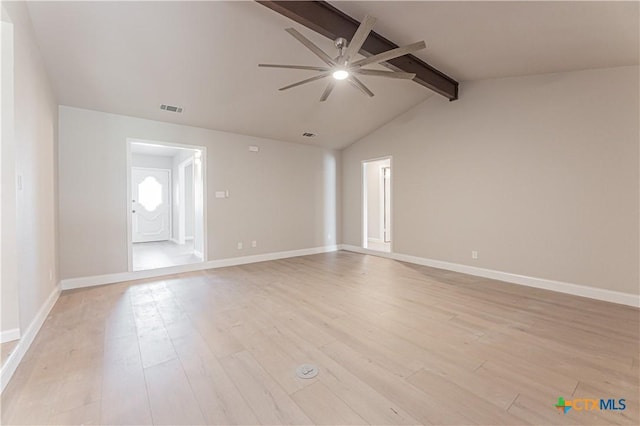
[
  {"x1": 334, "y1": 37, "x2": 348, "y2": 62},
  {"x1": 334, "y1": 37, "x2": 348, "y2": 50}
]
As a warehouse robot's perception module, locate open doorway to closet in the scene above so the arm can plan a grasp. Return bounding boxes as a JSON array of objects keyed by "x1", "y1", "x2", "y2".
[
  {"x1": 127, "y1": 140, "x2": 206, "y2": 271},
  {"x1": 362, "y1": 157, "x2": 391, "y2": 253}
]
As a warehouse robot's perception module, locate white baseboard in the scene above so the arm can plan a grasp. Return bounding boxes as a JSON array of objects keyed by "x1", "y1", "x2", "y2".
[
  {"x1": 339, "y1": 244, "x2": 640, "y2": 308},
  {"x1": 0, "y1": 329, "x2": 20, "y2": 344},
  {"x1": 61, "y1": 245, "x2": 339, "y2": 291},
  {"x1": 1, "y1": 283, "x2": 60, "y2": 393}
]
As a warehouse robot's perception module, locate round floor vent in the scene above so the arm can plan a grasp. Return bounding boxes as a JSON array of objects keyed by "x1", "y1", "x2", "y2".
[{"x1": 295, "y1": 364, "x2": 319, "y2": 379}]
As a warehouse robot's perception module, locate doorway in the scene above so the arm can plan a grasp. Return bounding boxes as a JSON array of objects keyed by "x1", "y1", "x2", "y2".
[
  {"x1": 363, "y1": 157, "x2": 391, "y2": 253},
  {"x1": 127, "y1": 140, "x2": 206, "y2": 271}
]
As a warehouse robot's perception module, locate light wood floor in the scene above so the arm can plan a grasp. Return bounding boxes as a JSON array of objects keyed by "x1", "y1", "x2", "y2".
[
  {"x1": 133, "y1": 240, "x2": 202, "y2": 271},
  {"x1": 1, "y1": 340, "x2": 19, "y2": 370},
  {"x1": 1, "y1": 251, "x2": 638, "y2": 425}
]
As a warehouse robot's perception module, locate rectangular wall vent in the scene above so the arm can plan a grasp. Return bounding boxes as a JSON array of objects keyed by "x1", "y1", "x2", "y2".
[{"x1": 160, "y1": 104, "x2": 183, "y2": 113}]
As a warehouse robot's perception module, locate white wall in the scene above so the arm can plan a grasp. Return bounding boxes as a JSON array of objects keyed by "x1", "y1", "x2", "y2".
[
  {"x1": 1, "y1": 2, "x2": 59, "y2": 334},
  {"x1": 58, "y1": 106, "x2": 340, "y2": 279},
  {"x1": 343, "y1": 66, "x2": 639, "y2": 296},
  {"x1": 131, "y1": 153, "x2": 173, "y2": 170},
  {"x1": 1, "y1": 15, "x2": 19, "y2": 339}
]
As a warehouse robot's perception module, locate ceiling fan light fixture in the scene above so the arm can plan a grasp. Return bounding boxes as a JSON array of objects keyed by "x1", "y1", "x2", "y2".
[
  {"x1": 260, "y1": 15, "x2": 426, "y2": 101},
  {"x1": 332, "y1": 69, "x2": 349, "y2": 80}
]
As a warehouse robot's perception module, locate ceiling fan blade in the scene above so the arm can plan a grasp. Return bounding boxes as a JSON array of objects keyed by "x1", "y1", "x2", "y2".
[
  {"x1": 343, "y1": 15, "x2": 376, "y2": 64},
  {"x1": 354, "y1": 69, "x2": 416, "y2": 79},
  {"x1": 259, "y1": 64, "x2": 330, "y2": 72},
  {"x1": 351, "y1": 41, "x2": 426, "y2": 68},
  {"x1": 279, "y1": 71, "x2": 332, "y2": 91},
  {"x1": 348, "y1": 75, "x2": 374, "y2": 97},
  {"x1": 285, "y1": 28, "x2": 336, "y2": 66},
  {"x1": 319, "y1": 81, "x2": 335, "y2": 102}
]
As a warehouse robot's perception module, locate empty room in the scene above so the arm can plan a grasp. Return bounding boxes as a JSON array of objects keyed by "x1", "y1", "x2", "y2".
[{"x1": 1, "y1": 1, "x2": 638, "y2": 425}]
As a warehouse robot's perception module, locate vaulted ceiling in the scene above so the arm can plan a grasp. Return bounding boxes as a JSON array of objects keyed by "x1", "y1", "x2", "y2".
[{"x1": 27, "y1": 1, "x2": 639, "y2": 149}]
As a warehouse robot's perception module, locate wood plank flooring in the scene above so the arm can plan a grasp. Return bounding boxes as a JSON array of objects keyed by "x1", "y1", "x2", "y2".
[
  {"x1": 1, "y1": 251, "x2": 638, "y2": 425},
  {"x1": 1, "y1": 340, "x2": 19, "y2": 369},
  {"x1": 132, "y1": 240, "x2": 202, "y2": 271}
]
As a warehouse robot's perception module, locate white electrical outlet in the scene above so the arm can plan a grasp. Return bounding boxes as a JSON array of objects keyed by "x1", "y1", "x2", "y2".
[
  {"x1": 472, "y1": 250, "x2": 478, "y2": 259},
  {"x1": 237, "y1": 242, "x2": 243, "y2": 250},
  {"x1": 251, "y1": 240, "x2": 257, "y2": 248}
]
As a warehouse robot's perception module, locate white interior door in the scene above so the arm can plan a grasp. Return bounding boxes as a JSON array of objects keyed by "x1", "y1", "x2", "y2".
[
  {"x1": 383, "y1": 166, "x2": 391, "y2": 243},
  {"x1": 132, "y1": 168, "x2": 170, "y2": 243}
]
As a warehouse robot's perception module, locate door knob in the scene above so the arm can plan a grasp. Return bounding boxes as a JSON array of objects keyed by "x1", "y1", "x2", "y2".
[{"x1": 132, "y1": 210, "x2": 136, "y2": 213}]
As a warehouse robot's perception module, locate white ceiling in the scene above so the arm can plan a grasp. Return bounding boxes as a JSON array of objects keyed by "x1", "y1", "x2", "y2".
[
  {"x1": 333, "y1": 1, "x2": 639, "y2": 82},
  {"x1": 27, "y1": 1, "x2": 638, "y2": 149}
]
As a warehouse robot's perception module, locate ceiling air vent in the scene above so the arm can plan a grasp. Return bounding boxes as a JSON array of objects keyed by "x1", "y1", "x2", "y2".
[
  {"x1": 160, "y1": 104, "x2": 183, "y2": 113},
  {"x1": 302, "y1": 132, "x2": 316, "y2": 138}
]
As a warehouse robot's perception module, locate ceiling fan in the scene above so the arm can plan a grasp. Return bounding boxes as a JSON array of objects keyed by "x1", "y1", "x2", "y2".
[{"x1": 259, "y1": 15, "x2": 426, "y2": 102}]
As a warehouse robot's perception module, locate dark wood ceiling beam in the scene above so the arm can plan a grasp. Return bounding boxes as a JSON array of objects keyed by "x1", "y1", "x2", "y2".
[{"x1": 256, "y1": 0, "x2": 458, "y2": 100}]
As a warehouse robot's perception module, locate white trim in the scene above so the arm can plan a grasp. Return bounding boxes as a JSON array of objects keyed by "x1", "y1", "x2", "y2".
[
  {"x1": 0, "y1": 329, "x2": 20, "y2": 344},
  {"x1": 378, "y1": 165, "x2": 385, "y2": 240},
  {"x1": 177, "y1": 156, "x2": 194, "y2": 245},
  {"x1": 361, "y1": 161, "x2": 367, "y2": 248},
  {"x1": 367, "y1": 237, "x2": 384, "y2": 243},
  {"x1": 199, "y1": 150, "x2": 208, "y2": 264},
  {"x1": 128, "y1": 138, "x2": 205, "y2": 152},
  {"x1": 61, "y1": 245, "x2": 339, "y2": 291},
  {"x1": 361, "y1": 156, "x2": 393, "y2": 252},
  {"x1": 185, "y1": 236, "x2": 194, "y2": 241},
  {"x1": 126, "y1": 139, "x2": 208, "y2": 273},
  {"x1": 126, "y1": 144, "x2": 133, "y2": 271},
  {"x1": 339, "y1": 244, "x2": 639, "y2": 308},
  {"x1": 169, "y1": 237, "x2": 193, "y2": 244},
  {"x1": 1, "y1": 284, "x2": 60, "y2": 393},
  {"x1": 382, "y1": 166, "x2": 391, "y2": 243}
]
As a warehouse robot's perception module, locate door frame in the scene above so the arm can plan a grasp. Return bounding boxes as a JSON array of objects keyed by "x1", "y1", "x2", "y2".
[
  {"x1": 126, "y1": 138, "x2": 208, "y2": 272},
  {"x1": 177, "y1": 157, "x2": 193, "y2": 245},
  {"x1": 382, "y1": 166, "x2": 391, "y2": 243},
  {"x1": 361, "y1": 155, "x2": 393, "y2": 252},
  {"x1": 131, "y1": 166, "x2": 172, "y2": 243}
]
